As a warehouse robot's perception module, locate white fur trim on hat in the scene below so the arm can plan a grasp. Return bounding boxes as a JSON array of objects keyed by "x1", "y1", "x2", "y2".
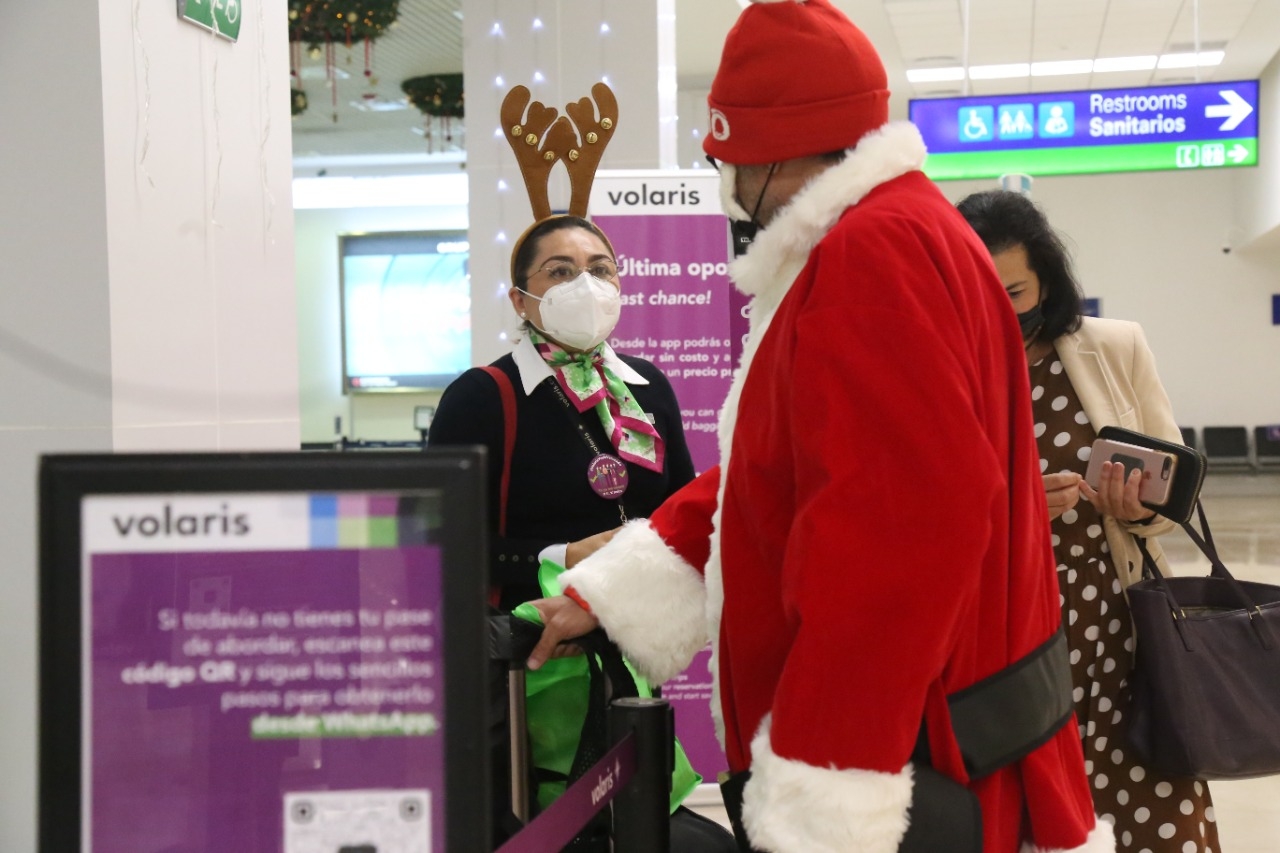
[
  {"x1": 1020, "y1": 821, "x2": 1116, "y2": 853},
  {"x1": 559, "y1": 519, "x2": 708, "y2": 685},
  {"x1": 750, "y1": 1, "x2": 806, "y2": 4},
  {"x1": 741, "y1": 717, "x2": 913, "y2": 853}
]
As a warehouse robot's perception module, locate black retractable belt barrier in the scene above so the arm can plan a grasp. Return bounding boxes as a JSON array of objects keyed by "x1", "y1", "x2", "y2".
[
  {"x1": 488, "y1": 613, "x2": 673, "y2": 852},
  {"x1": 609, "y1": 697, "x2": 673, "y2": 853}
]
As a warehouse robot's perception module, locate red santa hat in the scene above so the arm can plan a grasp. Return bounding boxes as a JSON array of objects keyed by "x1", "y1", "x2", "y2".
[{"x1": 704, "y1": 0, "x2": 890, "y2": 165}]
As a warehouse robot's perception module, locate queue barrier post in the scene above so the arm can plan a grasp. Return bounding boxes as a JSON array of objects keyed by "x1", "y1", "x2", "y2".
[{"x1": 609, "y1": 696, "x2": 673, "y2": 853}]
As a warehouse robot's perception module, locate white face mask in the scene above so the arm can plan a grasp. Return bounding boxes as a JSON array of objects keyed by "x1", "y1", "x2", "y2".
[{"x1": 523, "y1": 272, "x2": 621, "y2": 351}]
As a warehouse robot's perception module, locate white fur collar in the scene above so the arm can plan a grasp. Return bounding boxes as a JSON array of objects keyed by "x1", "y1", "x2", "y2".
[{"x1": 729, "y1": 122, "x2": 927, "y2": 302}]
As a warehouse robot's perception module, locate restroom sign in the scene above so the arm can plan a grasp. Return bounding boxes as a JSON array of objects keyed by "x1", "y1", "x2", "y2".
[{"x1": 911, "y1": 80, "x2": 1259, "y2": 180}]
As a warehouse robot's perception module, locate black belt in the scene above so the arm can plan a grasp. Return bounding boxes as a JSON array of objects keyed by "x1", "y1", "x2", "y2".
[
  {"x1": 719, "y1": 628, "x2": 1072, "y2": 853},
  {"x1": 914, "y1": 627, "x2": 1073, "y2": 780}
]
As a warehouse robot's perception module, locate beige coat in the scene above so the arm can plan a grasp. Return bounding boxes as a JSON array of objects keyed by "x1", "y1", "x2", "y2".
[{"x1": 1055, "y1": 315, "x2": 1183, "y2": 589}]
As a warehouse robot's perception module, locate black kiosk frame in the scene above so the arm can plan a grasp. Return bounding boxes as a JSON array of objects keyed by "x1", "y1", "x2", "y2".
[{"x1": 39, "y1": 450, "x2": 489, "y2": 853}]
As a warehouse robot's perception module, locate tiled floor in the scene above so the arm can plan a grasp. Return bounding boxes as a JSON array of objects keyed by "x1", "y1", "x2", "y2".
[{"x1": 687, "y1": 473, "x2": 1280, "y2": 851}]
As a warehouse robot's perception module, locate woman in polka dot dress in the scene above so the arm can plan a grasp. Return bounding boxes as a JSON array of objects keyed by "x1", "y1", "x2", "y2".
[{"x1": 958, "y1": 190, "x2": 1219, "y2": 852}]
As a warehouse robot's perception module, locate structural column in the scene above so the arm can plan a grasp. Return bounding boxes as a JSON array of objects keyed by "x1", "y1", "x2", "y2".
[
  {"x1": 0, "y1": 2, "x2": 298, "y2": 849},
  {"x1": 462, "y1": 0, "x2": 677, "y2": 366}
]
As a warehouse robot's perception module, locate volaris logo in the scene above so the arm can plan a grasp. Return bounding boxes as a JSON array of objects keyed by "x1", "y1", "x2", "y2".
[{"x1": 111, "y1": 504, "x2": 250, "y2": 537}]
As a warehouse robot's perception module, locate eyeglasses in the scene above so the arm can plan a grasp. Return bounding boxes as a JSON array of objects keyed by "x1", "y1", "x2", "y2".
[{"x1": 533, "y1": 259, "x2": 619, "y2": 283}]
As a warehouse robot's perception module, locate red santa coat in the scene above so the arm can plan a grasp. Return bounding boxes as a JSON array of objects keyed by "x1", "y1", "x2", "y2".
[{"x1": 561, "y1": 123, "x2": 1111, "y2": 853}]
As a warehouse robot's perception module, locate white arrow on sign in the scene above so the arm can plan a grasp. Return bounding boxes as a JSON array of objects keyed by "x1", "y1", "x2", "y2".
[
  {"x1": 1228, "y1": 143, "x2": 1249, "y2": 164},
  {"x1": 1205, "y1": 90, "x2": 1254, "y2": 132}
]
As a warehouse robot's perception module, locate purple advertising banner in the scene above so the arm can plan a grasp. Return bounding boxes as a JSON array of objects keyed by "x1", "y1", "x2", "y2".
[
  {"x1": 593, "y1": 172, "x2": 735, "y2": 781},
  {"x1": 86, "y1": 494, "x2": 446, "y2": 853},
  {"x1": 660, "y1": 648, "x2": 725, "y2": 780},
  {"x1": 594, "y1": 171, "x2": 747, "y2": 474}
]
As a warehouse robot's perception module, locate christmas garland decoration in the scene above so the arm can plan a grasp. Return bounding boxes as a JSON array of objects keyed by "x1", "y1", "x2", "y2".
[
  {"x1": 401, "y1": 73, "x2": 465, "y2": 119},
  {"x1": 287, "y1": 0, "x2": 399, "y2": 49},
  {"x1": 291, "y1": 88, "x2": 309, "y2": 117}
]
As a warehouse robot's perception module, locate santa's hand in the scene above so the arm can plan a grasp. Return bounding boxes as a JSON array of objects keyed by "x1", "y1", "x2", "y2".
[{"x1": 526, "y1": 595, "x2": 600, "y2": 670}]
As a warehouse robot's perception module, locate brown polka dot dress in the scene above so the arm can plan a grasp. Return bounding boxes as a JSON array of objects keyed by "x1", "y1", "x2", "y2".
[{"x1": 1030, "y1": 350, "x2": 1220, "y2": 852}]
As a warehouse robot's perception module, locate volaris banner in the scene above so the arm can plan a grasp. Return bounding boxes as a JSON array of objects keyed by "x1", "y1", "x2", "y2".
[{"x1": 592, "y1": 170, "x2": 739, "y2": 782}]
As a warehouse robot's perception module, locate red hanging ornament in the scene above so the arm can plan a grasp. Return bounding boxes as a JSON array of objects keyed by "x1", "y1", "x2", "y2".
[{"x1": 327, "y1": 38, "x2": 338, "y2": 122}]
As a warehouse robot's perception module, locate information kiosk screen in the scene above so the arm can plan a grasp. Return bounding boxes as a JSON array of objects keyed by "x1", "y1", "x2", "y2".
[{"x1": 39, "y1": 451, "x2": 488, "y2": 853}]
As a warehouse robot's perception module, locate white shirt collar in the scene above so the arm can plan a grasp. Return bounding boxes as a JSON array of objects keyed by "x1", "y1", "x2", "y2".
[{"x1": 510, "y1": 334, "x2": 649, "y2": 397}]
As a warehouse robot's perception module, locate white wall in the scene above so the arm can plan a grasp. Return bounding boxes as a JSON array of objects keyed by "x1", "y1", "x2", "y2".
[
  {"x1": 99, "y1": 1, "x2": 299, "y2": 453},
  {"x1": 0, "y1": 5, "x2": 114, "y2": 851},
  {"x1": 1235, "y1": 50, "x2": 1280, "y2": 248},
  {"x1": 938, "y1": 168, "x2": 1280, "y2": 429},
  {"x1": 295, "y1": 195, "x2": 468, "y2": 443}
]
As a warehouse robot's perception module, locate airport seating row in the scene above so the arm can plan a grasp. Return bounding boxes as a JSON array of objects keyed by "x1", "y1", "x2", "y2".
[{"x1": 1178, "y1": 425, "x2": 1280, "y2": 473}]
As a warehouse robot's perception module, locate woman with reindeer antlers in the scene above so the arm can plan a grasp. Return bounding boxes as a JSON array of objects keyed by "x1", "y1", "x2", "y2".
[{"x1": 428, "y1": 82, "x2": 736, "y2": 852}]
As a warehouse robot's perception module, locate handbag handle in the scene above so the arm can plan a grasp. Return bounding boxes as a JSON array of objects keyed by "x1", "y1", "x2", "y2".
[{"x1": 1134, "y1": 500, "x2": 1275, "y2": 650}]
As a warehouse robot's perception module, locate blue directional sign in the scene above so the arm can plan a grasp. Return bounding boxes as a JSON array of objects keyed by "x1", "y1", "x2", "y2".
[{"x1": 910, "y1": 80, "x2": 1259, "y2": 180}]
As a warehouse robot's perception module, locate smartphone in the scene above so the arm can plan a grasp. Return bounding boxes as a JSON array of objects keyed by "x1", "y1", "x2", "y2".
[{"x1": 1084, "y1": 438, "x2": 1178, "y2": 506}]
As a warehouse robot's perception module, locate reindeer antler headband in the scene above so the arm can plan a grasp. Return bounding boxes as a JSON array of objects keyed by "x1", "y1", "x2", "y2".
[{"x1": 501, "y1": 82, "x2": 619, "y2": 283}]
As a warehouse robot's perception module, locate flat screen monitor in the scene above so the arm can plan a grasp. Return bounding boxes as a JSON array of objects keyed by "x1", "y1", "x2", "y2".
[
  {"x1": 39, "y1": 450, "x2": 488, "y2": 853},
  {"x1": 341, "y1": 231, "x2": 472, "y2": 392}
]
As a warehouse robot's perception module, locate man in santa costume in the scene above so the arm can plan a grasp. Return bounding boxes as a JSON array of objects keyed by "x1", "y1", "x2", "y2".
[{"x1": 527, "y1": 2, "x2": 1114, "y2": 851}]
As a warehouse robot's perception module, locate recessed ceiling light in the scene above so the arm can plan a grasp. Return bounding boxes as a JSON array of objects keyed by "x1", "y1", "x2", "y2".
[
  {"x1": 350, "y1": 97, "x2": 408, "y2": 113},
  {"x1": 1092, "y1": 55, "x2": 1158, "y2": 72},
  {"x1": 1030, "y1": 60, "x2": 1094, "y2": 77},
  {"x1": 968, "y1": 63, "x2": 1031, "y2": 80},
  {"x1": 1158, "y1": 51, "x2": 1225, "y2": 69},
  {"x1": 298, "y1": 66, "x2": 351, "y2": 81},
  {"x1": 906, "y1": 67, "x2": 965, "y2": 83}
]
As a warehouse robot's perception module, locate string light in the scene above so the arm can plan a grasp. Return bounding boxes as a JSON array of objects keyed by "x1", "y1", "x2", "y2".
[
  {"x1": 600, "y1": 22, "x2": 610, "y2": 34},
  {"x1": 497, "y1": 179, "x2": 508, "y2": 191},
  {"x1": 494, "y1": 75, "x2": 504, "y2": 86},
  {"x1": 532, "y1": 17, "x2": 543, "y2": 30}
]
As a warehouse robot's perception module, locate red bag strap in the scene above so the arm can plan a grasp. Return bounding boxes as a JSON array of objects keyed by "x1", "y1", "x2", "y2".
[{"x1": 479, "y1": 366, "x2": 517, "y2": 537}]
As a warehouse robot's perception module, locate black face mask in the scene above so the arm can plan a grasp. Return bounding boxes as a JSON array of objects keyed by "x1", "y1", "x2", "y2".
[
  {"x1": 729, "y1": 219, "x2": 758, "y2": 259},
  {"x1": 1017, "y1": 303, "x2": 1044, "y2": 341},
  {"x1": 728, "y1": 163, "x2": 778, "y2": 259}
]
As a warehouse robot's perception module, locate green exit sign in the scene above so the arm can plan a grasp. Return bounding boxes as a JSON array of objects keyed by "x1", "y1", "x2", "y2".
[{"x1": 179, "y1": 0, "x2": 242, "y2": 42}]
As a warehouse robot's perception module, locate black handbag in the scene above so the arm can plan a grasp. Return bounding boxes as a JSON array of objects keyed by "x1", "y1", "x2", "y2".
[{"x1": 1126, "y1": 500, "x2": 1280, "y2": 779}]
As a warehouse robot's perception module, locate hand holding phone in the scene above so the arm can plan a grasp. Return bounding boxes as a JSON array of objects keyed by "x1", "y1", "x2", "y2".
[{"x1": 1084, "y1": 438, "x2": 1178, "y2": 507}]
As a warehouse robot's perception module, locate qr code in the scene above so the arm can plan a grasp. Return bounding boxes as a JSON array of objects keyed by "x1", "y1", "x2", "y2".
[{"x1": 283, "y1": 789, "x2": 431, "y2": 853}]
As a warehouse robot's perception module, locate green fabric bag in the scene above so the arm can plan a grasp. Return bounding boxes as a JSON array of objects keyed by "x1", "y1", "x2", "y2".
[{"x1": 511, "y1": 559, "x2": 701, "y2": 812}]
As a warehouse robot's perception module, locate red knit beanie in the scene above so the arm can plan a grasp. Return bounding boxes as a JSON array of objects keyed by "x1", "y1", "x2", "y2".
[{"x1": 704, "y1": 0, "x2": 890, "y2": 165}]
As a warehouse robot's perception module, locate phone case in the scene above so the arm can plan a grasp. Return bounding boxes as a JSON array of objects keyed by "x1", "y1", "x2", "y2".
[
  {"x1": 1095, "y1": 426, "x2": 1206, "y2": 525},
  {"x1": 1085, "y1": 439, "x2": 1177, "y2": 506}
]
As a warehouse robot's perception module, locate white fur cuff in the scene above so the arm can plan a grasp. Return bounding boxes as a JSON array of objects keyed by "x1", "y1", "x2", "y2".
[
  {"x1": 559, "y1": 520, "x2": 708, "y2": 685},
  {"x1": 742, "y1": 718, "x2": 913, "y2": 853},
  {"x1": 1021, "y1": 821, "x2": 1116, "y2": 853}
]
